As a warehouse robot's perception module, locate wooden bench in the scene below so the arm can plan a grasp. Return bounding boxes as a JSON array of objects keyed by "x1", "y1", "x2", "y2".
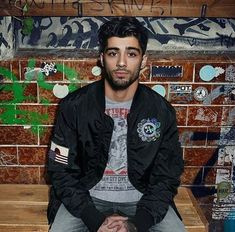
[{"x1": 0, "y1": 185, "x2": 208, "y2": 232}]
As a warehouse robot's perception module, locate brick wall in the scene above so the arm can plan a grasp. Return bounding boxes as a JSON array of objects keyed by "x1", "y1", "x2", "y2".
[{"x1": 0, "y1": 52, "x2": 234, "y2": 193}]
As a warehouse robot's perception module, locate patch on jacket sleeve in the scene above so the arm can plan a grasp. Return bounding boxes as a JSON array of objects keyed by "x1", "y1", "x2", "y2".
[
  {"x1": 48, "y1": 141, "x2": 69, "y2": 165},
  {"x1": 137, "y1": 118, "x2": 161, "y2": 142}
]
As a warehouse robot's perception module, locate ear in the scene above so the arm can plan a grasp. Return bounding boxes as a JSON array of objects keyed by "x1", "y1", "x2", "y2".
[
  {"x1": 100, "y1": 53, "x2": 104, "y2": 67},
  {"x1": 140, "y1": 54, "x2": 148, "y2": 69}
]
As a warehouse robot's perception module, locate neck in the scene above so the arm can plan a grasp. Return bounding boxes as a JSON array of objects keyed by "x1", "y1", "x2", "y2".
[{"x1": 104, "y1": 79, "x2": 138, "y2": 102}]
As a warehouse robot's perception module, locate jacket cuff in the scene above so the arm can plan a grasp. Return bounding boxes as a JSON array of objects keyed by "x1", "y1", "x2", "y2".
[
  {"x1": 132, "y1": 208, "x2": 154, "y2": 232},
  {"x1": 80, "y1": 204, "x2": 106, "y2": 231}
]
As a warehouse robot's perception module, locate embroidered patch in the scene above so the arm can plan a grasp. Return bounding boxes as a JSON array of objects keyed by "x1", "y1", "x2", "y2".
[
  {"x1": 49, "y1": 141, "x2": 69, "y2": 165},
  {"x1": 137, "y1": 118, "x2": 161, "y2": 142}
]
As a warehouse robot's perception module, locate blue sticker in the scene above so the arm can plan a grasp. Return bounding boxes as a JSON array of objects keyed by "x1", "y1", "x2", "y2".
[
  {"x1": 199, "y1": 65, "x2": 216, "y2": 81},
  {"x1": 152, "y1": 85, "x2": 166, "y2": 97}
]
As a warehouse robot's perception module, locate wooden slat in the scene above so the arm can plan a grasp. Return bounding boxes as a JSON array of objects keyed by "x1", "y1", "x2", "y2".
[
  {"x1": 0, "y1": 185, "x2": 208, "y2": 232},
  {"x1": 0, "y1": 184, "x2": 49, "y2": 204},
  {"x1": 0, "y1": 0, "x2": 235, "y2": 17}
]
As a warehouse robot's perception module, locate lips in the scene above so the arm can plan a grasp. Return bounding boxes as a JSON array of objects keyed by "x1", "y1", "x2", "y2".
[{"x1": 114, "y1": 70, "x2": 129, "y2": 78}]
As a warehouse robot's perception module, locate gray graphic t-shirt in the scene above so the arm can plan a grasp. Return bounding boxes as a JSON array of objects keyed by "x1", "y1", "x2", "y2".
[{"x1": 89, "y1": 97, "x2": 143, "y2": 202}]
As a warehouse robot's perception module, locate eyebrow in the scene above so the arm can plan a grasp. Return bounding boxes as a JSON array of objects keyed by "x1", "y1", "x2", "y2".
[{"x1": 105, "y1": 47, "x2": 141, "y2": 53}]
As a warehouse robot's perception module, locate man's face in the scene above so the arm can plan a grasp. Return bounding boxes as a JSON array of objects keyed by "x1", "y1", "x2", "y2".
[{"x1": 101, "y1": 36, "x2": 147, "y2": 90}]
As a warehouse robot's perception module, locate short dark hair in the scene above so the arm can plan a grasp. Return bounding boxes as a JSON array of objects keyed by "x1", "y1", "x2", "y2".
[{"x1": 98, "y1": 17, "x2": 148, "y2": 54}]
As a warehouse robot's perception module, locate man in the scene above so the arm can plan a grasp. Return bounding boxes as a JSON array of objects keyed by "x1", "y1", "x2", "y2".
[{"x1": 47, "y1": 17, "x2": 185, "y2": 232}]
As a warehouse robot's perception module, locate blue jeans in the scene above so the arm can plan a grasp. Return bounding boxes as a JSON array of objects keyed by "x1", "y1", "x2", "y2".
[{"x1": 49, "y1": 197, "x2": 186, "y2": 232}]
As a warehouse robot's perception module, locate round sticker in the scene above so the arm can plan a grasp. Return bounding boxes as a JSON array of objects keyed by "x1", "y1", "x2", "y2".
[
  {"x1": 91, "y1": 66, "x2": 102, "y2": 76},
  {"x1": 152, "y1": 85, "x2": 166, "y2": 97},
  {"x1": 193, "y1": 87, "x2": 208, "y2": 101},
  {"x1": 199, "y1": 65, "x2": 216, "y2": 81}
]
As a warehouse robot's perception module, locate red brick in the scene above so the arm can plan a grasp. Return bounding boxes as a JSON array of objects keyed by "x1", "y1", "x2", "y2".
[
  {"x1": 139, "y1": 64, "x2": 150, "y2": 82},
  {"x1": 39, "y1": 126, "x2": 54, "y2": 145},
  {"x1": 181, "y1": 167, "x2": 202, "y2": 185},
  {"x1": 0, "y1": 126, "x2": 38, "y2": 145},
  {"x1": 64, "y1": 59, "x2": 101, "y2": 82},
  {"x1": 18, "y1": 147, "x2": 48, "y2": 165},
  {"x1": 184, "y1": 147, "x2": 218, "y2": 166},
  {"x1": 174, "y1": 106, "x2": 187, "y2": 126},
  {"x1": 0, "y1": 147, "x2": 17, "y2": 165},
  {"x1": 0, "y1": 167, "x2": 40, "y2": 184},
  {"x1": 39, "y1": 167, "x2": 50, "y2": 184},
  {"x1": 178, "y1": 127, "x2": 207, "y2": 146},
  {"x1": 188, "y1": 106, "x2": 223, "y2": 126}
]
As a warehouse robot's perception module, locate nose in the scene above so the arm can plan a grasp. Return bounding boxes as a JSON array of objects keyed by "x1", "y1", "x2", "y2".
[{"x1": 117, "y1": 53, "x2": 127, "y2": 68}]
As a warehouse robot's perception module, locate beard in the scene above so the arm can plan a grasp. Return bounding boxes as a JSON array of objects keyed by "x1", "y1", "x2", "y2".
[{"x1": 103, "y1": 68, "x2": 141, "y2": 91}]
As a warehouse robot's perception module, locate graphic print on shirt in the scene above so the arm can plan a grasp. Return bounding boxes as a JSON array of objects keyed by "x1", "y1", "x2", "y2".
[
  {"x1": 106, "y1": 108, "x2": 128, "y2": 172},
  {"x1": 89, "y1": 101, "x2": 143, "y2": 202}
]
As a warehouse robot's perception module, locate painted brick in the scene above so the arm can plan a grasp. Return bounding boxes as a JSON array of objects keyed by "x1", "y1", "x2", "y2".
[
  {"x1": 184, "y1": 147, "x2": 218, "y2": 166},
  {"x1": 20, "y1": 59, "x2": 63, "y2": 81},
  {"x1": 209, "y1": 84, "x2": 235, "y2": 105},
  {"x1": 18, "y1": 147, "x2": 48, "y2": 165},
  {"x1": 0, "y1": 83, "x2": 37, "y2": 103},
  {"x1": 64, "y1": 59, "x2": 101, "y2": 82},
  {"x1": 0, "y1": 166, "x2": 40, "y2": 184},
  {"x1": 202, "y1": 167, "x2": 232, "y2": 185},
  {"x1": 188, "y1": 106, "x2": 223, "y2": 126},
  {"x1": 178, "y1": 127, "x2": 207, "y2": 146},
  {"x1": 181, "y1": 167, "x2": 202, "y2": 185},
  {"x1": 145, "y1": 83, "x2": 169, "y2": 100},
  {"x1": 139, "y1": 64, "x2": 150, "y2": 82},
  {"x1": 39, "y1": 126, "x2": 54, "y2": 146},
  {"x1": 39, "y1": 83, "x2": 81, "y2": 104},
  {"x1": 0, "y1": 147, "x2": 18, "y2": 165},
  {"x1": 221, "y1": 106, "x2": 235, "y2": 126},
  {"x1": 17, "y1": 105, "x2": 58, "y2": 125},
  {"x1": 207, "y1": 126, "x2": 235, "y2": 146},
  {"x1": 0, "y1": 126, "x2": 38, "y2": 145}
]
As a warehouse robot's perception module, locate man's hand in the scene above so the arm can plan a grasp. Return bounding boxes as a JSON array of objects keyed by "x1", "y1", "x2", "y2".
[{"x1": 97, "y1": 215, "x2": 128, "y2": 232}]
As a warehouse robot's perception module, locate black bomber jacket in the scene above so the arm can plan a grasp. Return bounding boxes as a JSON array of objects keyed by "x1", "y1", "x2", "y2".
[{"x1": 47, "y1": 79, "x2": 184, "y2": 232}]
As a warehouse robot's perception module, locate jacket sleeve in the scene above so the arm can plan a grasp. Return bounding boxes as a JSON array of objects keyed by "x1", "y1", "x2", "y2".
[
  {"x1": 132, "y1": 106, "x2": 184, "y2": 232},
  {"x1": 47, "y1": 99, "x2": 106, "y2": 231}
]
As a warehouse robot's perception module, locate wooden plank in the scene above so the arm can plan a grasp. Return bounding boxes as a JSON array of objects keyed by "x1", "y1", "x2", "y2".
[
  {"x1": 187, "y1": 188, "x2": 209, "y2": 232},
  {"x1": 0, "y1": 225, "x2": 49, "y2": 232},
  {"x1": 0, "y1": 184, "x2": 49, "y2": 204},
  {"x1": 0, "y1": 185, "x2": 208, "y2": 232},
  {"x1": 0, "y1": 0, "x2": 235, "y2": 17},
  {"x1": 0, "y1": 203, "x2": 48, "y2": 225}
]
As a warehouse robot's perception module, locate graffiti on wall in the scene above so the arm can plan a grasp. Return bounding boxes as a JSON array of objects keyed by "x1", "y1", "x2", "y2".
[
  {"x1": 0, "y1": 59, "x2": 81, "y2": 135},
  {"x1": 12, "y1": 17, "x2": 235, "y2": 51}
]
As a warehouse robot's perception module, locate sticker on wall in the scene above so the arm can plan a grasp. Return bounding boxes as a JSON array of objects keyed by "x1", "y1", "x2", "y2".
[
  {"x1": 91, "y1": 66, "x2": 101, "y2": 76},
  {"x1": 53, "y1": 84, "x2": 69, "y2": 98},
  {"x1": 41, "y1": 62, "x2": 57, "y2": 77},
  {"x1": 193, "y1": 86, "x2": 208, "y2": 101},
  {"x1": 152, "y1": 85, "x2": 166, "y2": 97},
  {"x1": 195, "y1": 107, "x2": 218, "y2": 122},
  {"x1": 170, "y1": 84, "x2": 192, "y2": 93},
  {"x1": 225, "y1": 65, "x2": 235, "y2": 82},
  {"x1": 199, "y1": 65, "x2": 225, "y2": 81},
  {"x1": 152, "y1": 65, "x2": 183, "y2": 78}
]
